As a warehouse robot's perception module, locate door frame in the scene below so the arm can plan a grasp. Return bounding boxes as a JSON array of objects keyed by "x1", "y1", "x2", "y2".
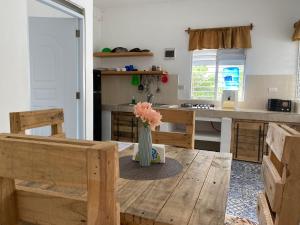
[{"x1": 28, "y1": 0, "x2": 86, "y2": 139}]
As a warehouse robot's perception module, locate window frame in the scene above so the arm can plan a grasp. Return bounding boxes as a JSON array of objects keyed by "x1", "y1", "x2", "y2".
[{"x1": 190, "y1": 49, "x2": 246, "y2": 101}]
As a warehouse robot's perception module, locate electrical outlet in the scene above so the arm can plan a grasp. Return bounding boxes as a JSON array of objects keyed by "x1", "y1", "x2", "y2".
[{"x1": 268, "y1": 87, "x2": 278, "y2": 93}]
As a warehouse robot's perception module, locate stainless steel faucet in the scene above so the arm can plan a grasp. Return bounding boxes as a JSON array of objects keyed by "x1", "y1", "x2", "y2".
[{"x1": 147, "y1": 93, "x2": 154, "y2": 103}]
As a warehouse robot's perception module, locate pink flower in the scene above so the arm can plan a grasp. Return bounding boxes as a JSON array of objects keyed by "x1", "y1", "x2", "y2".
[{"x1": 134, "y1": 102, "x2": 162, "y2": 130}]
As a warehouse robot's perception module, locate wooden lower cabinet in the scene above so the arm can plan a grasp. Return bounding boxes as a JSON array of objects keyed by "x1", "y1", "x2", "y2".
[
  {"x1": 111, "y1": 111, "x2": 139, "y2": 142},
  {"x1": 231, "y1": 120, "x2": 265, "y2": 163},
  {"x1": 231, "y1": 120, "x2": 300, "y2": 163},
  {"x1": 112, "y1": 113, "x2": 300, "y2": 163}
]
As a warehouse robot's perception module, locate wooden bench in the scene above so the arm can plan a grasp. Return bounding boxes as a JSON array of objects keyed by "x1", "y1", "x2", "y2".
[
  {"x1": 10, "y1": 108, "x2": 65, "y2": 138},
  {"x1": 0, "y1": 134, "x2": 119, "y2": 225},
  {"x1": 152, "y1": 109, "x2": 195, "y2": 149},
  {"x1": 257, "y1": 123, "x2": 300, "y2": 225}
]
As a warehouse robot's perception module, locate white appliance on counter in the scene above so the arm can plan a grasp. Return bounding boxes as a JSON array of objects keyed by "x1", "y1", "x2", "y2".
[{"x1": 222, "y1": 90, "x2": 238, "y2": 109}]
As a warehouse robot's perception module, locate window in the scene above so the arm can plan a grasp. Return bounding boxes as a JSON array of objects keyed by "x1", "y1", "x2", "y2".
[{"x1": 191, "y1": 49, "x2": 246, "y2": 101}]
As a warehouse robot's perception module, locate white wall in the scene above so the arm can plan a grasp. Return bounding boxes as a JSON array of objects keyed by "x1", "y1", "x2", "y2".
[
  {"x1": 0, "y1": 0, "x2": 94, "y2": 140},
  {"x1": 0, "y1": 1, "x2": 30, "y2": 132},
  {"x1": 94, "y1": 0, "x2": 300, "y2": 99},
  {"x1": 94, "y1": 7, "x2": 103, "y2": 52}
]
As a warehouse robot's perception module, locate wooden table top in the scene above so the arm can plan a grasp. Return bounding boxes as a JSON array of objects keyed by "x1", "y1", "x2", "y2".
[{"x1": 118, "y1": 146, "x2": 232, "y2": 225}]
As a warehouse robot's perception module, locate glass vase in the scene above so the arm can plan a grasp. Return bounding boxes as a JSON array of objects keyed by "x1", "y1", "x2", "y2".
[{"x1": 138, "y1": 125, "x2": 152, "y2": 167}]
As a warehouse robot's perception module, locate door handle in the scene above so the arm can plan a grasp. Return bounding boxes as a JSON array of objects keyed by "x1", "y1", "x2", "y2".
[{"x1": 76, "y1": 92, "x2": 80, "y2": 100}]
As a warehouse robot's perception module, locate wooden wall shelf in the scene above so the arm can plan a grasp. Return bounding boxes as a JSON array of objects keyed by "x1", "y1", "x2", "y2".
[
  {"x1": 101, "y1": 71, "x2": 165, "y2": 76},
  {"x1": 94, "y1": 52, "x2": 154, "y2": 58}
]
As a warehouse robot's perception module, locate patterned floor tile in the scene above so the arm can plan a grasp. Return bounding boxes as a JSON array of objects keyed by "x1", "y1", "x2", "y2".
[{"x1": 226, "y1": 160, "x2": 264, "y2": 223}]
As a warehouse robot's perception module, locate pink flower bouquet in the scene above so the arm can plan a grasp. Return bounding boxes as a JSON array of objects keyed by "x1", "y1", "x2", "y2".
[{"x1": 134, "y1": 102, "x2": 162, "y2": 130}]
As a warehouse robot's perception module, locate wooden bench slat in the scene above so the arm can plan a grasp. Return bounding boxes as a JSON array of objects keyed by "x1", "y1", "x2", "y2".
[
  {"x1": 10, "y1": 108, "x2": 65, "y2": 138},
  {"x1": 266, "y1": 123, "x2": 291, "y2": 162},
  {"x1": 6, "y1": 133, "x2": 98, "y2": 146},
  {"x1": 257, "y1": 192, "x2": 274, "y2": 225},
  {"x1": 152, "y1": 131, "x2": 194, "y2": 149},
  {"x1": 11, "y1": 109, "x2": 64, "y2": 130},
  {"x1": 0, "y1": 136, "x2": 88, "y2": 187},
  {"x1": 16, "y1": 182, "x2": 87, "y2": 202},
  {"x1": 156, "y1": 109, "x2": 195, "y2": 125},
  {"x1": 262, "y1": 156, "x2": 284, "y2": 212},
  {"x1": 17, "y1": 190, "x2": 87, "y2": 225},
  {"x1": 152, "y1": 109, "x2": 195, "y2": 149}
]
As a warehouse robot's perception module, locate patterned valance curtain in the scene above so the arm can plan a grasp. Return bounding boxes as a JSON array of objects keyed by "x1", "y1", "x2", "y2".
[
  {"x1": 188, "y1": 25, "x2": 252, "y2": 51},
  {"x1": 293, "y1": 21, "x2": 300, "y2": 41}
]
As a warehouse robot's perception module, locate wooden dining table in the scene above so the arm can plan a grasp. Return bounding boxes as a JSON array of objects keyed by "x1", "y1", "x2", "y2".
[{"x1": 118, "y1": 145, "x2": 232, "y2": 225}]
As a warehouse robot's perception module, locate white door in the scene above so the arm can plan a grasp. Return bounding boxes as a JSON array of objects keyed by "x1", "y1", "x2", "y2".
[{"x1": 29, "y1": 17, "x2": 80, "y2": 138}]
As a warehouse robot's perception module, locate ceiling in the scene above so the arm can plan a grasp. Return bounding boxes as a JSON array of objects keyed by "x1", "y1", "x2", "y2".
[{"x1": 94, "y1": 0, "x2": 184, "y2": 9}]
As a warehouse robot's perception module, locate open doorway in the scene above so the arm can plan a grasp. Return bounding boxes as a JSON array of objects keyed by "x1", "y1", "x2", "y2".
[{"x1": 27, "y1": 0, "x2": 85, "y2": 139}]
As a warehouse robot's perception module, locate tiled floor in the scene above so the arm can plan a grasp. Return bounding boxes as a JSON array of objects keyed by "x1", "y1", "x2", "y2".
[{"x1": 226, "y1": 160, "x2": 264, "y2": 223}]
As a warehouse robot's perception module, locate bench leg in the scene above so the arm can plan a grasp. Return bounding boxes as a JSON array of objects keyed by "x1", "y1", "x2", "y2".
[
  {"x1": 87, "y1": 145, "x2": 119, "y2": 225},
  {"x1": 0, "y1": 178, "x2": 18, "y2": 225}
]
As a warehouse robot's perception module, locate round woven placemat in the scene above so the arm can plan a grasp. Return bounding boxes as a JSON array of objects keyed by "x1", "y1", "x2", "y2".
[{"x1": 119, "y1": 156, "x2": 183, "y2": 180}]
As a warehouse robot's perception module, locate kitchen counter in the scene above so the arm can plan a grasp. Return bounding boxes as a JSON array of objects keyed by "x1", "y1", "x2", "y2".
[{"x1": 102, "y1": 104, "x2": 300, "y2": 123}]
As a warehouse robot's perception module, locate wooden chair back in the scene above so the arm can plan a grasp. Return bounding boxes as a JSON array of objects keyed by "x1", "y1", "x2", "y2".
[
  {"x1": 0, "y1": 134, "x2": 119, "y2": 225},
  {"x1": 152, "y1": 109, "x2": 195, "y2": 149},
  {"x1": 257, "y1": 123, "x2": 300, "y2": 225},
  {"x1": 10, "y1": 108, "x2": 65, "y2": 138}
]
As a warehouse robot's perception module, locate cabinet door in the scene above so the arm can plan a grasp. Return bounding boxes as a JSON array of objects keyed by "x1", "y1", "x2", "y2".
[
  {"x1": 232, "y1": 121, "x2": 264, "y2": 162},
  {"x1": 111, "y1": 111, "x2": 139, "y2": 142}
]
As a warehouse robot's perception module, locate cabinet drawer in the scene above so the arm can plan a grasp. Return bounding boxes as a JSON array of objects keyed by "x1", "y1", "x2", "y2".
[
  {"x1": 235, "y1": 121, "x2": 263, "y2": 130},
  {"x1": 262, "y1": 156, "x2": 284, "y2": 212},
  {"x1": 257, "y1": 192, "x2": 274, "y2": 225}
]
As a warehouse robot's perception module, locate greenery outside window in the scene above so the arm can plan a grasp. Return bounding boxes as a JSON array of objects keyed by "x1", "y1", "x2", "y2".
[{"x1": 191, "y1": 49, "x2": 246, "y2": 101}]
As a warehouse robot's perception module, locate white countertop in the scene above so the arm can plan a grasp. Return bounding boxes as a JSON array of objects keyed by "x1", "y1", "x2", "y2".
[{"x1": 102, "y1": 104, "x2": 300, "y2": 123}]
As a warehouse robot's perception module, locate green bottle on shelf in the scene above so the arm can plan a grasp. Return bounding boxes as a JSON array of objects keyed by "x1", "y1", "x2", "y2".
[{"x1": 131, "y1": 96, "x2": 136, "y2": 105}]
